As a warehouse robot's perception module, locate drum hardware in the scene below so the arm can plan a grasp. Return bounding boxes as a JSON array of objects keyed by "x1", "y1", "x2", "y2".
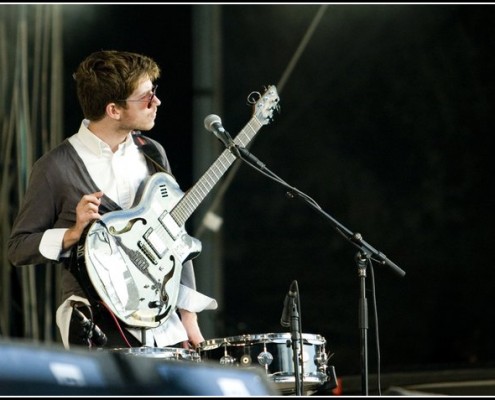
[
  {"x1": 220, "y1": 343, "x2": 236, "y2": 365},
  {"x1": 198, "y1": 332, "x2": 330, "y2": 395},
  {"x1": 110, "y1": 346, "x2": 201, "y2": 362},
  {"x1": 256, "y1": 341, "x2": 273, "y2": 373},
  {"x1": 314, "y1": 349, "x2": 329, "y2": 373},
  {"x1": 240, "y1": 354, "x2": 252, "y2": 366}
]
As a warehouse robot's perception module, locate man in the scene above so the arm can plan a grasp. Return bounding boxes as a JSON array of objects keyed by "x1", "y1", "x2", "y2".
[{"x1": 8, "y1": 50, "x2": 216, "y2": 350}]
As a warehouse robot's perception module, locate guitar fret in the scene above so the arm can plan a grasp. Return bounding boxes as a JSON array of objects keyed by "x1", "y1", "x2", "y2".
[
  {"x1": 235, "y1": 119, "x2": 261, "y2": 148},
  {"x1": 174, "y1": 208, "x2": 187, "y2": 226},
  {"x1": 172, "y1": 152, "x2": 230, "y2": 226}
]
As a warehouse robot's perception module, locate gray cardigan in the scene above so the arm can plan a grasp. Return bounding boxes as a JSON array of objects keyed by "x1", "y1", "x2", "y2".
[{"x1": 8, "y1": 135, "x2": 197, "y2": 302}]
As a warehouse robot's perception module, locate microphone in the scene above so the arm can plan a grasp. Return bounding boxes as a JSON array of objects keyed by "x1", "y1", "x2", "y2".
[
  {"x1": 72, "y1": 307, "x2": 108, "y2": 347},
  {"x1": 280, "y1": 280, "x2": 298, "y2": 328},
  {"x1": 204, "y1": 114, "x2": 235, "y2": 148},
  {"x1": 204, "y1": 114, "x2": 266, "y2": 170}
]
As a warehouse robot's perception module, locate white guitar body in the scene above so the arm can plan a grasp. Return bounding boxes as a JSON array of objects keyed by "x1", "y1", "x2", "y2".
[
  {"x1": 73, "y1": 85, "x2": 280, "y2": 328},
  {"x1": 83, "y1": 172, "x2": 198, "y2": 328}
]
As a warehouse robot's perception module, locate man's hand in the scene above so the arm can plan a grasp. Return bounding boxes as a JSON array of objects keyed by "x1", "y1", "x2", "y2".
[
  {"x1": 63, "y1": 191, "x2": 104, "y2": 250},
  {"x1": 179, "y1": 309, "x2": 205, "y2": 349}
]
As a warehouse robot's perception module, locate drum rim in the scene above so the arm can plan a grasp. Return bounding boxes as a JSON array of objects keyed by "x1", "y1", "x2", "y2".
[
  {"x1": 271, "y1": 374, "x2": 327, "y2": 394},
  {"x1": 110, "y1": 346, "x2": 198, "y2": 355},
  {"x1": 199, "y1": 332, "x2": 325, "y2": 350}
]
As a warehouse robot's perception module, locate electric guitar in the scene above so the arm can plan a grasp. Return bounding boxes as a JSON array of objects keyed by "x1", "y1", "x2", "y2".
[{"x1": 72, "y1": 85, "x2": 280, "y2": 328}]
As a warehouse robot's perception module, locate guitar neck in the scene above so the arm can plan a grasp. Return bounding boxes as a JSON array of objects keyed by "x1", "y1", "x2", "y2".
[{"x1": 171, "y1": 116, "x2": 263, "y2": 226}]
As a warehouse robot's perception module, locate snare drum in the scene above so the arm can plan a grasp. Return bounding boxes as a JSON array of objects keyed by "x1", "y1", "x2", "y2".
[
  {"x1": 199, "y1": 333, "x2": 329, "y2": 394},
  {"x1": 110, "y1": 346, "x2": 201, "y2": 362}
]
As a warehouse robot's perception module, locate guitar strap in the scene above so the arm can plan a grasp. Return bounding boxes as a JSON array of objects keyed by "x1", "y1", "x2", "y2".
[{"x1": 132, "y1": 131, "x2": 168, "y2": 173}]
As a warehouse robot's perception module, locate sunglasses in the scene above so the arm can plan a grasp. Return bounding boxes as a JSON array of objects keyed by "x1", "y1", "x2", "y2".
[{"x1": 118, "y1": 85, "x2": 158, "y2": 109}]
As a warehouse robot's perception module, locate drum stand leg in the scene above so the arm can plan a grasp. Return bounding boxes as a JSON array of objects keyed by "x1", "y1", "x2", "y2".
[{"x1": 140, "y1": 328, "x2": 148, "y2": 346}]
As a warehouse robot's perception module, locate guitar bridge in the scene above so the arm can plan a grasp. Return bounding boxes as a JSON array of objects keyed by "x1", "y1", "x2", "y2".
[{"x1": 138, "y1": 241, "x2": 158, "y2": 265}]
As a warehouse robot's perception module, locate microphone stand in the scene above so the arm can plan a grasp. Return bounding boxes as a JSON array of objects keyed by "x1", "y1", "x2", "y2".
[
  {"x1": 227, "y1": 143, "x2": 406, "y2": 396},
  {"x1": 280, "y1": 280, "x2": 304, "y2": 396},
  {"x1": 356, "y1": 250, "x2": 370, "y2": 395},
  {"x1": 289, "y1": 294, "x2": 303, "y2": 396}
]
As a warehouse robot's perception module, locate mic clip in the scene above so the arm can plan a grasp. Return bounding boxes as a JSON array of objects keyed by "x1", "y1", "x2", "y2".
[
  {"x1": 72, "y1": 304, "x2": 108, "y2": 347},
  {"x1": 235, "y1": 146, "x2": 266, "y2": 170}
]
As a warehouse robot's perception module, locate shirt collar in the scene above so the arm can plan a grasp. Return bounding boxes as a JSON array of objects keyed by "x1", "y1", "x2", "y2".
[{"x1": 77, "y1": 119, "x2": 134, "y2": 156}]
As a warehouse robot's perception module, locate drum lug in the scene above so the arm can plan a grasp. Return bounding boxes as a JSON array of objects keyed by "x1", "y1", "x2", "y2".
[
  {"x1": 257, "y1": 351, "x2": 273, "y2": 368},
  {"x1": 240, "y1": 354, "x2": 252, "y2": 366},
  {"x1": 220, "y1": 354, "x2": 236, "y2": 365}
]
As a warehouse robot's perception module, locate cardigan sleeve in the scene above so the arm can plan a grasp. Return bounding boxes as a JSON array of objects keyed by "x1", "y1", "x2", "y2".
[
  {"x1": 7, "y1": 141, "x2": 98, "y2": 266},
  {"x1": 8, "y1": 157, "x2": 62, "y2": 266}
]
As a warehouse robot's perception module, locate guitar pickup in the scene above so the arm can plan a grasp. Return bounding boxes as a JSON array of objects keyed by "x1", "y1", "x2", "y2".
[
  {"x1": 159, "y1": 211, "x2": 181, "y2": 239},
  {"x1": 143, "y1": 227, "x2": 167, "y2": 258}
]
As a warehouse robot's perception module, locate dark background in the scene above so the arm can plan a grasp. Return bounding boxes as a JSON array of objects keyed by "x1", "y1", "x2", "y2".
[{"x1": 58, "y1": 3, "x2": 495, "y2": 380}]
